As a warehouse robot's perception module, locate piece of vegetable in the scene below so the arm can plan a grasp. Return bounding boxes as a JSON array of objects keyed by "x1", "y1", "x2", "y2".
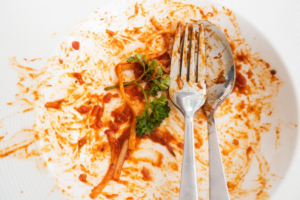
[{"x1": 113, "y1": 139, "x2": 129, "y2": 179}]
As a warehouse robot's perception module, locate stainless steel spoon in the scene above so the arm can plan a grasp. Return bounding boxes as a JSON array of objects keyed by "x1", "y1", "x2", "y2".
[{"x1": 202, "y1": 21, "x2": 235, "y2": 200}]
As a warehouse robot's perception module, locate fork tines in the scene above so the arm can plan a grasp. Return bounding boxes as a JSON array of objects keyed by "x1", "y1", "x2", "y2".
[{"x1": 170, "y1": 22, "x2": 206, "y2": 93}]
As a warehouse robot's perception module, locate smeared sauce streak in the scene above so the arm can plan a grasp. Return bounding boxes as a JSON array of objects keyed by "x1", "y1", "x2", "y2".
[
  {"x1": 141, "y1": 166, "x2": 152, "y2": 181},
  {"x1": 73, "y1": 72, "x2": 85, "y2": 85},
  {"x1": 0, "y1": 140, "x2": 35, "y2": 158},
  {"x1": 45, "y1": 99, "x2": 67, "y2": 109}
]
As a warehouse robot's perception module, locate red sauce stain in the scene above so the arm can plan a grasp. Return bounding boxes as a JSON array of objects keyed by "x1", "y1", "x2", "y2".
[
  {"x1": 78, "y1": 137, "x2": 87, "y2": 150},
  {"x1": 79, "y1": 174, "x2": 87, "y2": 182},
  {"x1": 129, "y1": 151, "x2": 164, "y2": 168},
  {"x1": 169, "y1": 162, "x2": 178, "y2": 171},
  {"x1": 73, "y1": 72, "x2": 85, "y2": 85},
  {"x1": 0, "y1": 140, "x2": 35, "y2": 158},
  {"x1": 233, "y1": 139, "x2": 239, "y2": 146},
  {"x1": 91, "y1": 105, "x2": 104, "y2": 129},
  {"x1": 44, "y1": 99, "x2": 67, "y2": 109},
  {"x1": 275, "y1": 126, "x2": 281, "y2": 149},
  {"x1": 133, "y1": 64, "x2": 144, "y2": 78},
  {"x1": 227, "y1": 181, "x2": 237, "y2": 191},
  {"x1": 91, "y1": 105, "x2": 101, "y2": 116},
  {"x1": 246, "y1": 69, "x2": 254, "y2": 79},
  {"x1": 23, "y1": 108, "x2": 34, "y2": 113},
  {"x1": 246, "y1": 146, "x2": 253, "y2": 161},
  {"x1": 199, "y1": 9, "x2": 209, "y2": 20},
  {"x1": 102, "y1": 193, "x2": 119, "y2": 199},
  {"x1": 108, "y1": 122, "x2": 120, "y2": 132},
  {"x1": 75, "y1": 105, "x2": 92, "y2": 114},
  {"x1": 106, "y1": 29, "x2": 115, "y2": 37},
  {"x1": 112, "y1": 108, "x2": 129, "y2": 124},
  {"x1": 235, "y1": 100, "x2": 246, "y2": 112},
  {"x1": 103, "y1": 93, "x2": 113, "y2": 103},
  {"x1": 270, "y1": 69, "x2": 277, "y2": 75},
  {"x1": 128, "y1": 3, "x2": 139, "y2": 19},
  {"x1": 216, "y1": 74, "x2": 226, "y2": 84},
  {"x1": 141, "y1": 166, "x2": 152, "y2": 181},
  {"x1": 72, "y1": 41, "x2": 80, "y2": 50},
  {"x1": 125, "y1": 84, "x2": 144, "y2": 101},
  {"x1": 23, "y1": 58, "x2": 42, "y2": 62},
  {"x1": 234, "y1": 72, "x2": 247, "y2": 94},
  {"x1": 17, "y1": 64, "x2": 36, "y2": 71},
  {"x1": 147, "y1": 129, "x2": 176, "y2": 157},
  {"x1": 58, "y1": 58, "x2": 63, "y2": 64},
  {"x1": 197, "y1": 82, "x2": 203, "y2": 89},
  {"x1": 177, "y1": 142, "x2": 184, "y2": 150},
  {"x1": 235, "y1": 50, "x2": 251, "y2": 64}
]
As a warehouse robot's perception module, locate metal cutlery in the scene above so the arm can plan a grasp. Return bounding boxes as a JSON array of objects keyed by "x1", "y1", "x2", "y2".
[{"x1": 169, "y1": 20, "x2": 235, "y2": 200}]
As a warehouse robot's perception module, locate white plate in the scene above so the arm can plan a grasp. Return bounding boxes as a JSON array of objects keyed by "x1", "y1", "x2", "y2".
[{"x1": 0, "y1": 0, "x2": 299, "y2": 199}]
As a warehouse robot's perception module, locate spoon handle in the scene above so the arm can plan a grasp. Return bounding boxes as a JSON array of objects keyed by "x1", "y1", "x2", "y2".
[
  {"x1": 179, "y1": 115, "x2": 198, "y2": 200},
  {"x1": 207, "y1": 114, "x2": 230, "y2": 200}
]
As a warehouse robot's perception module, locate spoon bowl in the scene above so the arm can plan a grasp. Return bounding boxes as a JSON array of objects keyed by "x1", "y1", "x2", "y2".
[{"x1": 201, "y1": 20, "x2": 235, "y2": 112}]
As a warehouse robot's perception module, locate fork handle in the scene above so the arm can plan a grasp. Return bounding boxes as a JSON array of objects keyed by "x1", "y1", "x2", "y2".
[
  {"x1": 179, "y1": 115, "x2": 198, "y2": 200},
  {"x1": 208, "y1": 114, "x2": 230, "y2": 200}
]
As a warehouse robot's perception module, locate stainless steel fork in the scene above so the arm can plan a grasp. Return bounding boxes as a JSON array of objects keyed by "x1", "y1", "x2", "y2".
[{"x1": 169, "y1": 22, "x2": 206, "y2": 200}]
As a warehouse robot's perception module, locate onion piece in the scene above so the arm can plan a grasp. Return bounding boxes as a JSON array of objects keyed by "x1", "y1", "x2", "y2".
[{"x1": 113, "y1": 139, "x2": 129, "y2": 180}]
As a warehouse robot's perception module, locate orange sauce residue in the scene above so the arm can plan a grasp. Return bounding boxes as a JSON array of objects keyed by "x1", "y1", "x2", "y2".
[
  {"x1": 233, "y1": 139, "x2": 239, "y2": 146},
  {"x1": 23, "y1": 58, "x2": 42, "y2": 62},
  {"x1": 58, "y1": 58, "x2": 63, "y2": 64},
  {"x1": 0, "y1": 140, "x2": 35, "y2": 158},
  {"x1": 129, "y1": 151, "x2": 164, "y2": 168},
  {"x1": 128, "y1": 3, "x2": 139, "y2": 20},
  {"x1": 102, "y1": 193, "x2": 119, "y2": 199},
  {"x1": 275, "y1": 126, "x2": 281, "y2": 149},
  {"x1": 169, "y1": 162, "x2": 178, "y2": 171},
  {"x1": 72, "y1": 41, "x2": 80, "y2": 50},
  {"x1": 45, "y1": 99, "x2": 67, "y2": 109},
  {"x1": 141, "y1": 166, "x2": 152, "y2": 181},
  {"x1": 79, "y1": 174, "x2": 87, "y2": 182},
  {"x1": 103, "y1": 93, "x2": 114, "y2": 103},
  {"x1": 73, "y1": 72, "x2": 85, "y2": 85},
  {"x1": 75, "y1": 105, "x2": 92, "y2": 114},
  {"x1": 22, "y1": 108, "x2": 34, "y2": 113}
]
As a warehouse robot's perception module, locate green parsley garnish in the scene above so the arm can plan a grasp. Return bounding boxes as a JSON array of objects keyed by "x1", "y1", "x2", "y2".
[
  {"x1": 105, "y1": 53, "x2": 171, "y2": 137},
  {"x1": 136, "y1": 95, "x2": 170, "y2": 137}
]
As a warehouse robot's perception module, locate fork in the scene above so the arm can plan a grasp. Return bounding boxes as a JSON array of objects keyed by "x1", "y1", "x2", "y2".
[{"x1": 169, "y1": 22, "x2": 206, "y2": 200}]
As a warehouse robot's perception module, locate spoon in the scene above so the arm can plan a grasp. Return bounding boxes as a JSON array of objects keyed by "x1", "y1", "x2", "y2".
[{"x1": 202, "y1": 20, "x2": 235, "y2": 200}]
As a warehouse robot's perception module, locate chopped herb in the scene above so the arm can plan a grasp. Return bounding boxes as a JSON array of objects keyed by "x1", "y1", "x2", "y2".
[
  {"x1": 145, "y1": 59, "x2": 163, "y2": 78},
  {"x1": 127, "y1": 53, "x2": 146, "y2": 71},
  {"x1": 146, "y1": 75, "x2": 170, "y2": 96},
  {"x1": 136, "y1": 95, "x2": 170, "y2": 137}
]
